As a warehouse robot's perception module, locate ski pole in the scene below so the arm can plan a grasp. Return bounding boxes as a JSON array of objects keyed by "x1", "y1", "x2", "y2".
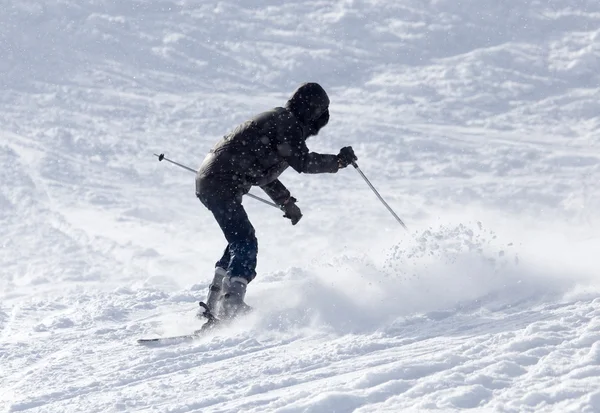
[
  {"x1": 153, "y1": 153, "x2": 279, "y2": 209},
  {"x1": 352, "y1": 161, "x2": 408, "y2": 230}
]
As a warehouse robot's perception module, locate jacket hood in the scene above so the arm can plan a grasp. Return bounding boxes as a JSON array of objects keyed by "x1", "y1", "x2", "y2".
[{"x1": 285, "y1": 83, "x2": 330, "y2": 125}]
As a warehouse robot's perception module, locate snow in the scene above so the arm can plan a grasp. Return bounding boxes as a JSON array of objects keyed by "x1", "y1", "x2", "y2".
[{"x1": 1, "y1": 0, "x2": 600, "y2": 412}]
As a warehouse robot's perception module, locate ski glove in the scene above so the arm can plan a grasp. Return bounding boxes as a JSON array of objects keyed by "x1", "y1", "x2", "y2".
[
  {"x1": 282, "y1": 197, "x2": 302, "y2": 225},
  {"x1": 337, "y1": 146, "x2": 357, "y2": 168}
]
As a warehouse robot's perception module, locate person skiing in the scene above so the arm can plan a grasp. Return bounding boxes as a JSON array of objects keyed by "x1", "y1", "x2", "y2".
[{"x1": 195, "y1": 82, "x2": 357, "y2": 321}]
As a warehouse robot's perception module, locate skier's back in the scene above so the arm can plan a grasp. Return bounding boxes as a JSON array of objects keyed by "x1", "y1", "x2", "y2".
[{"x1": 196, "y1": 82, "x2": 357, "y2": 320}]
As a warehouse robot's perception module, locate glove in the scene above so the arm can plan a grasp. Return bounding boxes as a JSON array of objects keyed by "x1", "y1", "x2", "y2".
[
  {"x1": 337, "y1": 146, "x2": 357, "y2": 168},
  {"x1": 282, "y1": 197, "x2": 302, "y2": 225}
]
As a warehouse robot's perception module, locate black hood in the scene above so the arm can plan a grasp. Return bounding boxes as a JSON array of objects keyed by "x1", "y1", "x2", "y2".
[{"x1": 285, "y1": 83, "x2": 330, "y2": 125}]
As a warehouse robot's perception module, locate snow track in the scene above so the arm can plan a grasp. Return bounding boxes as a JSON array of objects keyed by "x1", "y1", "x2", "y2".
[{"x1": 3, "y1": 290, "x2": 599, "y2": 412}]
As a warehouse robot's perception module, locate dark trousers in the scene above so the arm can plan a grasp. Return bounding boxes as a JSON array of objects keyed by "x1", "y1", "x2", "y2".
[{"x1": 197, "y1": 181, "x2": 258, "y2": 283}]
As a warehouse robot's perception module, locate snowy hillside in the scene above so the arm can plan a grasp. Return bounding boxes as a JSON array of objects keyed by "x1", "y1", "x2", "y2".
[{"x1": 2, "y1": 0, "x2": 600, "y2": 412}]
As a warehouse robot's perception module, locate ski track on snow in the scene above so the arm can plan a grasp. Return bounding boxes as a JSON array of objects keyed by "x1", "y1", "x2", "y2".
[{"x1": 1, "y1": 0, "x2": 600, "y2": 412}]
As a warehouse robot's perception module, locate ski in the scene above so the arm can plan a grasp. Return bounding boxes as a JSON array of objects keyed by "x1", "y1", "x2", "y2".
[
  {"x1": 137, "y1": 323, "x2": 220, "y2": 344},
  {"x1": 137, "y1": 302, "x2": 220, "y2": 344},
  {"x1": 137, "y1": 333, "x2": 201, "y2": 344}
]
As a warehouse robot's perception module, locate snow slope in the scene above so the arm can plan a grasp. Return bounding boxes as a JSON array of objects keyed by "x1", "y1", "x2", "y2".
[{"x1": 1, "y1": 0, "x2": 600, "y2": 412}]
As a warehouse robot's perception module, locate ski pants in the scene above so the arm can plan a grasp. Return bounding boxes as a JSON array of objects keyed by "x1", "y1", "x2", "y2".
[{"x1": 196, "y1": 180, "x2": 258, "y2": 283}]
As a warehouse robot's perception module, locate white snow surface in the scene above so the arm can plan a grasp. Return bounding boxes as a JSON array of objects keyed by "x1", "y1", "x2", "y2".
[{"x1": 2, "y1": 1, "x2": 600, "y2": 412}]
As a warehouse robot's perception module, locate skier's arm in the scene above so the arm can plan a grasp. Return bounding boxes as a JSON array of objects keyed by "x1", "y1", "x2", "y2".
[
  {"x1": 260, "y1": 179, "x2": 291, "y2": 206},
  {"x1": 277, "y1": 132, "x2": 339, "y2": 174}
]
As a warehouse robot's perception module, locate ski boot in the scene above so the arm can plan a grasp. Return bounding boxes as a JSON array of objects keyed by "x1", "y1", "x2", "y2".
[
  {"x1": 197, "y1": 267, "x2": 226, "y2": 320},
  {"x1": 220, "y1": 276, "x2": 253, "y2": 320}
]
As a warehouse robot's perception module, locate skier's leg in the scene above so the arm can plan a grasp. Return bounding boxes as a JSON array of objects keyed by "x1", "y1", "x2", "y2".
[
  {"x1": 209, "y1": 198, "x2": 258, "y2": 283},
  {"x1": 197, "y1": 179, "x2": 257, "y2": 318},
  {"x1": 208, "y1": 198, "x2": 257, "y2": 318}
]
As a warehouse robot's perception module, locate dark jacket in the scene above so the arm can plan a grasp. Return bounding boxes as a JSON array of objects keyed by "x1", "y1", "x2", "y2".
[{"x1": 196, "y1": 83, "x2": 339, "y2": 205}]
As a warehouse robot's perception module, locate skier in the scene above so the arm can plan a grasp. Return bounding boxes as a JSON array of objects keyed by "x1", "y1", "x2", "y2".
[{"x1": 195, "y1": 82, "x2": 357, "y2": 321}]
